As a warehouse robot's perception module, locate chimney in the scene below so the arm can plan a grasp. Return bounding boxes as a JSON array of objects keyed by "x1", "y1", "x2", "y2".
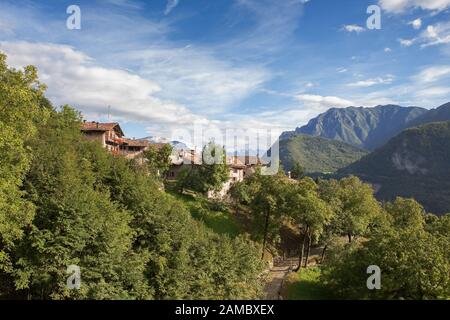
[
  {"x1": 287, "y1": 171, "x2": 291, "y2": 179},
  {"x1": 96, "y1": 122, "x2": 99, "y2": 128}
]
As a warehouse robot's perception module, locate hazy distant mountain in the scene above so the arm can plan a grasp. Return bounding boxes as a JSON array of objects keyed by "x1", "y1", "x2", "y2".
[
  {"x1": 280, "y1": 134, "x2": 368, "y2": 173},
  {"x1": 281, "y1": 105, "x2": 428, "y2": 150},
  {"x1": 141, "y1": 136, "x2": 188, "y2": 150},
  {"x1": 339, "y1": 121, "x2": 450, "y2": 215},
  {"x1": 170, "y1": 141, "x2": 189, "y2": 150}
]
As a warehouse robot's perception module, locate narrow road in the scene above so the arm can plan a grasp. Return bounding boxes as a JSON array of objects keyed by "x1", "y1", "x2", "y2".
[{"x1": 264, "y1": 258, "x2": 297, "y2": 300}]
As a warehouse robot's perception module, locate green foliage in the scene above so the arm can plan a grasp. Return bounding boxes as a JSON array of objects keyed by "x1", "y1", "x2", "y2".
[
  {"x1": 0, "y1": 54, "x2": 265, "y2": 300},
  {"x1": 320, "y1": 176, "x2": 381, "y2": 242},
  {"x1": 285, "y1": 177, "x2": 333, "y2": 241},
  {"x1": 0, "y1": 105, "x2": 265, "y2": 300},
  {"x1": 9, "y1": 107, "x2": 150, "y2": 299},
  {"x1": 0, "y1": 53, "x2": 50, "y2": 280},
  {"x1": 321, "y1": 198, "x2": 450, "y2": 300},
  {"x1": 290, "y1": 162, "x2": 305, "y2": 180},
  {"x1": 285, "y1": 267, "x2": 332, "y2": 300},
  {"x1": 176, "y1": 141, "x2": 229, "y2": 194},
  {"x1": 173, "y1": 193, "x2": 242, "y2": 238},
  {"x1": 280, "y1": 134, "x2": 367, "y2": 174},
  {"x1": 144, "y1": 143, "x2": 173, "y2": 177}
]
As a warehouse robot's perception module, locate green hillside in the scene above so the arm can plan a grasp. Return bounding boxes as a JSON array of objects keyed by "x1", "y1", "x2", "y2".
[
  {"x1": 280, "y1": 134, "x2": 368, "y2": 173},
  {"x1": 340, "y1": 121, "x2": 450, "y2": 215}
]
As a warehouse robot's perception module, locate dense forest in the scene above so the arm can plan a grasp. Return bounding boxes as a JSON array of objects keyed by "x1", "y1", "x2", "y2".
[
  {"x1": 0, "y1": 54, "x2": 264, "y2": 299},
  {"x1": 1, "y1": 53, "x2": 449, "y2": 300}
]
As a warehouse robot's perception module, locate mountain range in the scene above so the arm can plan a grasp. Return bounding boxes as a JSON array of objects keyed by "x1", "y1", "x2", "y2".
[
  {"x1": 280, "y1": 104, "x2": 450, "y2": 151},
  {"x1": 279, "y1": 102, "x2": 450, "y2": 215},
  {"x1": 142, "y1": 136, "x2": 188, "y2": 150}
]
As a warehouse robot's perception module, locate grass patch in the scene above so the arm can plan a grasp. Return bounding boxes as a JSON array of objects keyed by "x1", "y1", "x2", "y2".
[
  {"x1": 284, "y1": 267, "x2": 332, "y2": 300},
  {"x1": 168, "y1": 190, "x2": 242, "y2": 238}
]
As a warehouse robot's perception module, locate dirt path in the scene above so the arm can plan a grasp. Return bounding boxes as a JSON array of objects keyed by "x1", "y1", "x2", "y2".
[{"x1": 264, "y1": 258, "x2": 297, "y2": 300}]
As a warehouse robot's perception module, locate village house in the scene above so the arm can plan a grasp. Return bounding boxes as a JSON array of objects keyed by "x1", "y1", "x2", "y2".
[
  {"x1": 120, "y1": 138, "x2": 151, "y2": 159},
  {"x1": 81, "y1": 121, "x2": 125, "y2": 155},
  {"x1": 166, "y1": 149, "x2": 202, "y2": 180},
  {"x1": 81, "y1": 121, "x2": 154, "y2": 160},
  {"x1": 81, "y1": 120, "x2": 266, "y2": 199}
]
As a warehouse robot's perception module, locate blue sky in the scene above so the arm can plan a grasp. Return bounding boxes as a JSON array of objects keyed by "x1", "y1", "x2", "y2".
[{"x1": 0, "y1": 0, "x2": 449, "y2": 144}]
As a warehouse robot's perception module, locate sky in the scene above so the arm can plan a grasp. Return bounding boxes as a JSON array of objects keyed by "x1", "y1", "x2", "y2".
[{"x1": 0, "y1": 0, "x2": 449, "y2": 149}]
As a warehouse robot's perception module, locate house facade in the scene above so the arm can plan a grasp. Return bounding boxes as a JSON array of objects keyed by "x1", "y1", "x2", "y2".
[
  {"x1": 81, "y1": 121, "x2": 125, "y2": 154},
  {"x1": 81, "y1": 121, "x2": 158, "y2": 160}
]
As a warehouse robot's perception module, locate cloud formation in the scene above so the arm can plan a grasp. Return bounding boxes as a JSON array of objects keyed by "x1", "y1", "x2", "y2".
[
  {"x1": 164, "y1": 0, "x2": 179, "y2": 15},
  {"x1": 295, "y1": 94, "x2": 355, "y2": 107},
  {"x1": 379, "y1": 0, "x2": 450, "y2": 13},
  {"x1": 0, "y1": 41, "x2": 208, "y2": 132},
  {"x1": 409, "y1": 18, "x2": 422, "y2": 29},
  {"x1": 343, "y1": 25, "x2": 365, "y2": 33},
  {"x1": 347, "y1": 75, "x2": 395, "y2": 87},
  {"x1": 412, "y1": 65, "x2": 450, "y2": 82},
  {"x1": 398, "y1": 22, "x2": 450, "y2": 48}
]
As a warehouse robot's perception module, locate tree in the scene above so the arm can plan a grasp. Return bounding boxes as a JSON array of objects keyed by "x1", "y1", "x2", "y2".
[
  {"x1": 290, "y1": 162, "x2": 305, "y2": 180},
  {"x1": 284, "y1": 178, "x2": 333, "y2": 271},
  {"x1": 11, "y1": 107, "x2": 151, "y2": 299},
  {"x1": 0, "y1": 53, "x2": 50, "y2": 295},
  {"x1": 385, "y1": 197, "x2": 425, "y2": 231},
  {"x1": 249, "y1": 173, "x2": 287, "y2": 259},
  {"x1": 177, "y1": 141, "x2": 229, "y2": 195},
  {"x1": 329, "y1": 176, "x2": 381, "y2": 243},
  {"x1": 199, "y1": 141, "x2": 230, "y2": 193},
  {"x1": 322, "y1": 198, "x2": 450, "y2": 300},
  {"x1": 144, "y1": 143, "x2": 173, "y2": 177}
]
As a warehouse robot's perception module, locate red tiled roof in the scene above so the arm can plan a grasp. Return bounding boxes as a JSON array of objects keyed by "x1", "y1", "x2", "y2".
[
  {"x1": 123, "y1": 138, "x2": 151, "y2": 147},
  {"x1": 81, "y1": 122, "x2": 124, "y2": 136}
]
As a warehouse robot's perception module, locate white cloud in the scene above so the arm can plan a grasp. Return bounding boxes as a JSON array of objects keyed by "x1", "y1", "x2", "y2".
[
  {"x1": 121, "y1": 46, "x2": 269, "y2": 114},
  {"x1": 343, "y1": 24, "x2": 365, "y2": 33},
  {"x1": 105, "y1": 0, "x2": 142, "y2": 9},
  {"x1": 0, "y1": 41, "x2": 300, "y2": 147},
  {"x1": 399, "y1": 38, "x2": 415, "y2": 46},
  {"x1": 0, "y1": 41, "x2": 209, "y2": 133},
  {"x1": 420, "y1": 22, "x2": 450, "y2": 47},
  {"x1": 164, "y1": 0, "x2": 179, "y2": 15},
  {"x1": 409, "y1": 18, "x2": 422, "y2": 29},
  {"x1": 415, "y1": 86, "x2": 450, "y2": 97},
  {"x1": 347, "y1": 75, "x2": 395, "y2": 87},
  {"x1": 379, "y1": 0, "x2": 450, "y2": 13},
  {"x1": 337, "y1": 67, "x2": 348, "y2": 73},
  {"x1": 398, "y1": 22, "x2": 450, "y2": 48},
  {"x1": 295, "y1": 94, "x2": 354, "y2": 107},
  {"x1": 412, "y1": 65, "x2": 450, "y2": 82},
  {"x1": 384, "y1": 47, "x2": 392, "y2": 52}
]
